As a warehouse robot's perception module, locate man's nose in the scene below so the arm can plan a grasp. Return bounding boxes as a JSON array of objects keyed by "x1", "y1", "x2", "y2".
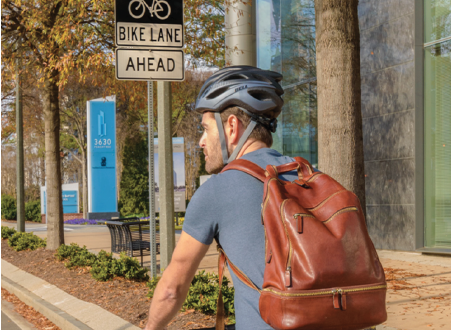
[{"x1": 199, "y1": 132, "x2": 206, "y2": 148}]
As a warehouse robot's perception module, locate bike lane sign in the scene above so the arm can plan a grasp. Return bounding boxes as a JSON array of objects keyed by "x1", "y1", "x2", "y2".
[
  {"x1": 116, "y1": 48, "x2": 184, "y2": 81},
  {"x1": 115, "y1": 0, "x2": 184, "y2": 48}
]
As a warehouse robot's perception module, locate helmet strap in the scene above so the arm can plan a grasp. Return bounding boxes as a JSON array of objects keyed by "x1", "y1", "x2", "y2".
[
  {"x1": 214, "y1": 112, "x2": 229, "y2": 165},
  {"x1": 214, "y1": 112, "x2": 257, "y2": 165}
]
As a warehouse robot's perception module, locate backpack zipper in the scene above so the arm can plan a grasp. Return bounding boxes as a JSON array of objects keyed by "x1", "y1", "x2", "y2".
[
  {"x1": 305, "y1": 172, "x2": 323, "y2": 183},
  {"x1": 308, "y1": 190, "x2": 347, "y2": 212},
  {"x1": 280, "y1": 199, "x2": 293, "y2": 287},
  {"x1": 293, "y1": 213, "x2": 315, "y2": 233},
  {"x1": 323, "y1": 207, "x2": 358, "y2": 224},
  {"x1": 262, "y1": 284, "x2": 387, "y2": 309}
]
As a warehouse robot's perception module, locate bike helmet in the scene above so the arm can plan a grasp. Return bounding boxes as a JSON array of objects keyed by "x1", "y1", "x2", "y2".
[{"x1": 195, "y1": 66, "x2": 284, "y2": 165}]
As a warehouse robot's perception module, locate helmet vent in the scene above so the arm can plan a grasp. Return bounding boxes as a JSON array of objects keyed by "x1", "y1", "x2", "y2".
[
  {"x1": 206, "y1": 86, "x2": 229, "y2": 99},
  {"x1": 248, "y1": 90, "x2": 271, "y2": 101},
  {"x1": 223, "y1": 74, "x2": 247, "y2": 81},
  {"x1": 254, "y1": 75, "x2": 271, "y2": 84}
]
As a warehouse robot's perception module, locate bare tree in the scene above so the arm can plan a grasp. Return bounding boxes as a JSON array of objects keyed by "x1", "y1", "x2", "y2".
[{"x1": 60, "y1": 78, "x2": 106, "y2": 219}]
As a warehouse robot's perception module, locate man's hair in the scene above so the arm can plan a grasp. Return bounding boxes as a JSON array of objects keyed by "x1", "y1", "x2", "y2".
[{"x1": 220, "y1": 106, "x2": 273, "y2": 147}]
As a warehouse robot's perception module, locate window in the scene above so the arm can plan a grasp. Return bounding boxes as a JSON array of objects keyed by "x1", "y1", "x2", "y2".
[
  {"x1": 256, "y1": 0, "x2": 317, "y2": 165},
  {"x1": 424, "y1": 0, "x2": 451, "y2": 248}
]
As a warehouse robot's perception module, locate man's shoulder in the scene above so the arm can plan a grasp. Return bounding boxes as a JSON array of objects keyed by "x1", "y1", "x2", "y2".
[{"x1": 239, "y1": 148, "x2": 294, "y2": 168}]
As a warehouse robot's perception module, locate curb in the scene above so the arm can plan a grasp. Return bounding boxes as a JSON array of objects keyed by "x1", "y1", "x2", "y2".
[
  {"x1": 1, "y1": 259, "x2": 140, "y2": 330},
  {"x1": 2, "y1": 276, "x2": 92, "y2": 330},
  {"x1": 1, "y1": 300, "x2": 37, "y2": 330}
]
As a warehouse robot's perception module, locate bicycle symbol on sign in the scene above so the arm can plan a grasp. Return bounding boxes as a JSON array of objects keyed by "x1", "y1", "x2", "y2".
[{"x1": 128, "y1": 0, "x2": 171, "y2": 20}]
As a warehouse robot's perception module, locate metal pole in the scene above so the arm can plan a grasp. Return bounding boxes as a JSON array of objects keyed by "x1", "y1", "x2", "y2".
[
  {"x1": 157, "y1": 81, "x2": 175, "y2": 270},
  {"x1": 16, "y1": 60, "x2": 25, "y2": 232},
  {"x1": 148, "y1": 81, "x2": 157, "y2": 278}
]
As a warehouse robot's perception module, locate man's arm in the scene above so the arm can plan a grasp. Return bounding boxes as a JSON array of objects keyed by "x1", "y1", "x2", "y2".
[{"x1": 144, "y1": 231, "x2": 210, "y2": 330}]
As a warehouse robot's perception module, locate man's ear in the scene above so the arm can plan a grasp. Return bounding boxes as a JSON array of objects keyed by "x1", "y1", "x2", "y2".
[{"x1": 225, "y1": 114, "x2": 242, "y2": 145}]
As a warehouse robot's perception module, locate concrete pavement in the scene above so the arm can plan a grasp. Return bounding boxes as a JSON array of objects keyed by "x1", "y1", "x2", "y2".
[
  {"x1": 1, "y1": 311, "x2": 23, "y2": 330},
  {"x1": 1, "y1": 299, "x2": 36, "y2": 330}
]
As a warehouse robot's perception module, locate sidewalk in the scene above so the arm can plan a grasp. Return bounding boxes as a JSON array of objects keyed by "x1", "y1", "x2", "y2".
[
  {"x1": 376, "y1": 250, "x2": 451, "y2": 330},
  {"x1": 2, "y1": 221, "x2": 451, "y2": 329}
]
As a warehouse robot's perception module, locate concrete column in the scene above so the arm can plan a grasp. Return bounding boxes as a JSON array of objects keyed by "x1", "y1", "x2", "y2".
[
  {"x1": 16, "y1": 62, "x2": 25, "y2": 232},
  {"x1": 225, "y1": 0, "x2": 257, "y2": 66},
  {"x1": 157, "y1": 81, "x2": 175, "y2": 270}
]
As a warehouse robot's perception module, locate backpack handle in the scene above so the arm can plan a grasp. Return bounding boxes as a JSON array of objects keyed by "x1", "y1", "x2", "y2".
[
  {"x1": 222, "y1": 157, "x2": 314, "y2": 182},
  {"x1": 266, "y1": 157, "x2": 313, "y2": 180}
]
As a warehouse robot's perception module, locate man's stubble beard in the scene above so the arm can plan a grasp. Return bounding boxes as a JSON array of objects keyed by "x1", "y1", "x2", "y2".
[
  {"x1": 205, "y1": 138, "x2": 224, "y2": 174},
  {"x1": 205, "y1": 134, "x2": 234, "y2": 175}
]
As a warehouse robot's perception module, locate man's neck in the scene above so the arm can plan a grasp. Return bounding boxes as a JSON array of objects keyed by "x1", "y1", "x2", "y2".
[{"x1": 235, "y1": 139, "x2": 268, "y2": 159}]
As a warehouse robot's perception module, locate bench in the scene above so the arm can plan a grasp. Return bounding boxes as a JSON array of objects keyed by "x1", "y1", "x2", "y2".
[{"x1": 104, "y1": 217, "x2": 160, "y2": 267}]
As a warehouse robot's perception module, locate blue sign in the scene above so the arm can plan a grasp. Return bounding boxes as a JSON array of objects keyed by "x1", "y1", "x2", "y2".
[
  {"x1": 43, "y1": 190, "x2": 78, "y2": 214},
  {"x1": 87, "y1": 97, "x2": 117, "y2": 213},
  {"x1": 62, "y1": 190, "x2": 78, "y2": 213}
]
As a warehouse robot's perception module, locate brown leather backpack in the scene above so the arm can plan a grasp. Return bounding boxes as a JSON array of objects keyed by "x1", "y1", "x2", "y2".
[{"x1": 216, "y1": 157, "x2": 387, "y2": 330}]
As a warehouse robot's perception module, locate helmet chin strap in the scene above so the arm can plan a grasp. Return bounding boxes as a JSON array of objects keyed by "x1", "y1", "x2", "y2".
[{"x1": 214, "y1": 112, "x2": 257, "y2": 165}]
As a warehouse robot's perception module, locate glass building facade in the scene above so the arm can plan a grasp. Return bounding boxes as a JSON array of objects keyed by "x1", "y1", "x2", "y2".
[
  {"x1": 256, "y1": 0, "x2": 317, "y2": 165},
  {"x1": 424, "y1": 0, "x2": 451, "y2": 248}
]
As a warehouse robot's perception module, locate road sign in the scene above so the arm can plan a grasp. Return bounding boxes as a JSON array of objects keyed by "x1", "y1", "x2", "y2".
[
  {"x1": 116, "y1": 48, "x2": 184, "y2": 81},
  {"x1": 115, "y1": 0, "x2": 184, "y2": 48}
]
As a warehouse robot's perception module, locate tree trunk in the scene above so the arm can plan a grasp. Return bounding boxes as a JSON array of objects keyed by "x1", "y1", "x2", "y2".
[
  {"x1": 43, "y1": 72, "x2": 64, "y2": 249},
  {"x1": 82, "y1": 149, "x2": 88, "y2": 219},
  {"x1": 40, "y1": 157, "x2": 45, "y2": 186},
  {"x1": 315, "y1": 0, "x2": 366, "y2": 218}
]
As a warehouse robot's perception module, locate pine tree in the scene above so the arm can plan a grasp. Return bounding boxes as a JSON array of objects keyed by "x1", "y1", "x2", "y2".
[{"x1": 119, "y1": 135, "x2": 149, "y2": 217}]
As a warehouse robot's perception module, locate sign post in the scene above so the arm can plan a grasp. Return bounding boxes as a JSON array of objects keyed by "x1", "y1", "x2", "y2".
[
  {"x1": 115, "y1": 0, "x2": 184, "y2": 275},
  {"x1": 157, "y1": 81, "x2": 175, "y2": 270},
  {"x1": 147, "y1": 81, "x2": 157, "y2": 277}
]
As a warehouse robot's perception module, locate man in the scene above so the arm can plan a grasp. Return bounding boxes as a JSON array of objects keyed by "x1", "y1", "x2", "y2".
[{"x1": 145, "y1": 66, "x2": 298, "y2": 330}]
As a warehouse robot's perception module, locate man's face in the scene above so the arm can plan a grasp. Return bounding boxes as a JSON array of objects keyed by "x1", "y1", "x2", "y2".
[{"x1": 199, "y1": 112, "x2": 224, "y2": 174}]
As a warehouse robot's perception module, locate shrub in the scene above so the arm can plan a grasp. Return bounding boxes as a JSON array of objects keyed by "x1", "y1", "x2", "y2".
[
  {"x1": 1, "y1": 226, "x2": 17, "y2": 239},
  {"x1": 147, "y1": 271, "x2": 235, "y2": 317},
  {"x1": 90, "y1": 251, "x2": 149, "y2": 282},
  {"x1": 90, "y1": 250, "x2": 117, "y2": 281},
  {"x1": 8, "y1": 232, "x2": 46, "y2": 251},
  {"x1": 56, "y1": 243, "x2": 97, "y2": 268},
  {"x1": 146, "y1": 276, "x2": 161, "y2": 298},
  {"x1": 55, "y1": 243, "x2": 149, "y2": 282},
  {"x1": 25, "y1": 200, "x2": 41, "y2": 222},
  {"x1": 114, "y1": 253, "x2": 149, "y2": 281},
  {"x1": 1, "y1": 194, "x2": 17, "y2": 220}
]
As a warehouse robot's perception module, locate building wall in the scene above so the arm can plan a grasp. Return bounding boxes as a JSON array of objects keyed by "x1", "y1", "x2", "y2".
[{"x1": 358, "y1": 0, "x2": 416, "y2": 250}]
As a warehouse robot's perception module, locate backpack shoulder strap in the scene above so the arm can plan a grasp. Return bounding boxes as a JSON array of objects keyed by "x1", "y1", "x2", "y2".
[
  {"x1": 220, "y1": 159, "x2": 266, "y2": 182},
  {"x1": 216, "y1": 246, "x2": 261, "y2": 330}
]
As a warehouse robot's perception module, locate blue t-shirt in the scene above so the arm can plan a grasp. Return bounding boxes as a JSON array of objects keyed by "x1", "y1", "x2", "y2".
[{"x1": 183, "y1": 148, "x2": 300, "y2": 330}]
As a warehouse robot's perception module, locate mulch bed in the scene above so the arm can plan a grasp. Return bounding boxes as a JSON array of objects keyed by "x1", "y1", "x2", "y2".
[
  {"x1": 1, "y1": 240, "x2": 219, "y2": 329},
  {"x1": 2, "y1": 288, "x2": 61, "y2": 330}
]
